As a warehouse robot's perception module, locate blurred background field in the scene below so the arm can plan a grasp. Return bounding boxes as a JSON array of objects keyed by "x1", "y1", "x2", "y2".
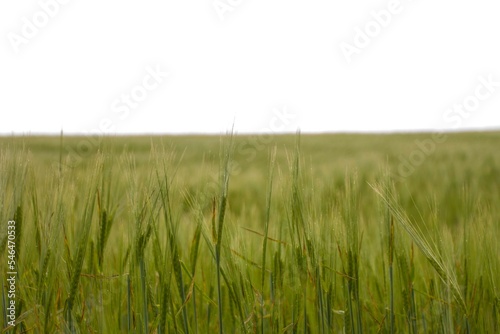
[{"x1": 1, "y1": 132, "x2": 499, "y2": 333}]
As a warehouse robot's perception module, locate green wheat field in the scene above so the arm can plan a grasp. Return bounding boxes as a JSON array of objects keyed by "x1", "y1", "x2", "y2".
[{"x1": 1, "y1": 132, "x2": 499, "y2": 333}]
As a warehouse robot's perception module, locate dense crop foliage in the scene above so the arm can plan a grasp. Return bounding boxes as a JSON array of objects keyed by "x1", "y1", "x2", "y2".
[{"x1": 1, "y1": 133, "x2": 499, "y2": 333}]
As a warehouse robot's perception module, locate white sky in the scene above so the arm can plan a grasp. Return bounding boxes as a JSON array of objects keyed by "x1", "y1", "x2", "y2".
[{"x1": 1, "y1": 0, "x2": 500, "y2": 135}]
